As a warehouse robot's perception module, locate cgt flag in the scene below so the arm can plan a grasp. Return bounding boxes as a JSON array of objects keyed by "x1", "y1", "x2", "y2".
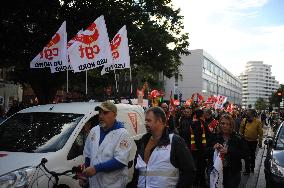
[
  {"x1": 68, "y1": 15, "x2": 113, "y2": 72},
  {"x1": 30, "y1": 21, "x2": 68, "y2": 72},
  {"x1": 214, "y1": 95, "x2": 228, "y2": 109},
  {"x1": 101, "y1": 25, "x2": 130, "y2": 75},
  {"x1": 51, "y1": 30, "x2": 84, "y2": 72}
]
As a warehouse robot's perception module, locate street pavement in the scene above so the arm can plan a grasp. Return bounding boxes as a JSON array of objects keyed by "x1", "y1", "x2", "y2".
[{"x1": 239, "y1": 125, "x2": 273, "y2": 188}]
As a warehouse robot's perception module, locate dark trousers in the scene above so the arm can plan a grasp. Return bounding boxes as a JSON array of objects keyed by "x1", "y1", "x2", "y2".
[
  {"x1": 192, "y1": 150, "x2": 207, "y2": 187},
  {"x1": 223, "y1": 169, "x2": 241, "y2": 188},
  {"x1": 245, "y1": 140, "x2": 258, "y2": 171}
]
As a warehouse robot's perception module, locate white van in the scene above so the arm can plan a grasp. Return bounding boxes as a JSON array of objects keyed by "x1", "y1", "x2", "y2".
[{"x1": 0, "y1": 102, "x2": 146, "y2": 188}]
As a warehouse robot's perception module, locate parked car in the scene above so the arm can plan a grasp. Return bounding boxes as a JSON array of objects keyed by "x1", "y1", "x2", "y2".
[
  {"x1": 0, "y1": 102, "x2": 146, "y2": 188},
  {"x1": 264, "y1": 121, "x2": 284, "y2": 187}
]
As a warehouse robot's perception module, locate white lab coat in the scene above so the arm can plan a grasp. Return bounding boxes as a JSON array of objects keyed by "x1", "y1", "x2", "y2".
[
  {"x1": 84, "y1": 124, "x2": 131, "y2": 188},
  {"x1": 135, "y1": 134, "x2": 179, "y2": 188}
]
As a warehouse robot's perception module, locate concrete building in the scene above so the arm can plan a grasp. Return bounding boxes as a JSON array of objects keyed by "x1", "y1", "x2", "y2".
[
  {"x1": 164, "y1": 49, "x2": 242, "y2": 104},
  {"x1": 239, "y1": 61, "x2": 279, "y2": 108},
  {"x1": 0, "y1": 67, "x2": 23, "y2": 112}
]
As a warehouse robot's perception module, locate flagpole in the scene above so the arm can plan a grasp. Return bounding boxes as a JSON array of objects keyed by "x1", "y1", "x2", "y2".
[
  {"x1": 114, "y1": 69, "x2": 118, "y2": 94},
  {"x1": 66, "y1": 69, "x2": 69, "y2": 93},
  {"x1": 85, "y1": 70, "x2": 88, "y2": 95},
  {"x1": 129, "y1": 66, "x2": 133, "y2": 95}
]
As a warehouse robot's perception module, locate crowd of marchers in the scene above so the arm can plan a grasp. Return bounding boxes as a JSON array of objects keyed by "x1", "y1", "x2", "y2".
[
  {"x1": 129, "y1": 101, "x2": 269, "y2": 188},
  {"x1": 2, "y1": 98, "x2": 283, "y2": 188}
]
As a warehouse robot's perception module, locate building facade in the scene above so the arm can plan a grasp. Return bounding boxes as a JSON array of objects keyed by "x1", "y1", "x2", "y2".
[
  {"x1": 239, "y1": 61, "x2": 279, "y2": 108},
  {"x1": 164, "y1": 49, "x2": 242, "y2": 104},
  {"x1": 0, "y1": 67, "x2": 23, "y2": 112}
]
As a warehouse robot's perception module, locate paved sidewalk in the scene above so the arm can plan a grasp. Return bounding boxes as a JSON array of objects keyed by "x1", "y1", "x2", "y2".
[{"x1": 255, "y1": 126, "x2": 274, "y2": 188}]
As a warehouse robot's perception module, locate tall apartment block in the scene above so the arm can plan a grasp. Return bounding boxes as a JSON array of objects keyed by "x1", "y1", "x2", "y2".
[{"x1": 239, "y1": 61, "x2": 279, "y2": 108}]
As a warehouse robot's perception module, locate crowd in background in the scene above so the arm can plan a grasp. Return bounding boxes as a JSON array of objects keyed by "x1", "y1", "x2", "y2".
[
  {"x1": 0, "y1": 97, "x2": 284, "y2": 187},
  {"x1": 0, "y1": 98, "x2": 40, "y2": 122},
  {"x1": 155, "y1": 101, "x2": 282, "y2": 188}
]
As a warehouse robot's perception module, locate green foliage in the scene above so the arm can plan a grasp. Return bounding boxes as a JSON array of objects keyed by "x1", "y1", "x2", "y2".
[
  {"x1": 255, "y1": 98, "x2": 267, "y2": 111},
  {"x1": 1, "y1": 0, "x2": 189, "y2": 103}
]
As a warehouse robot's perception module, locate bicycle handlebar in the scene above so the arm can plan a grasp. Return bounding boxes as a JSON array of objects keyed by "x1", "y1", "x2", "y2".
[
  {"x1": 39, "y1": 158, "x2": 89, "y2": 187},
  {"x1": 39, "y1": 158, "x2": 82, "y2": 187},
  {"x1": 40, "y1": 158, "x2": 80, "y2": 174}
]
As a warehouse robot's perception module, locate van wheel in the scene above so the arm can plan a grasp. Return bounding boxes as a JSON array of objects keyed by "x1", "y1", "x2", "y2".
[{"x1": 58, "y1": 185, "x2": 70, "y2": 188}]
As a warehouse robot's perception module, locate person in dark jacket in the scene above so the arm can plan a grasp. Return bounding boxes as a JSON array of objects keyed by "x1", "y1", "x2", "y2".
[
  {"x1": 160, "y1": 102, "x2": 176, "y2": 133},
  {"x1": 179, "y1": 106, "x2": 193, "y2": 146},
  {"x1": 233, "y1": 111, "x2": 242, "y2": 133},
  {"x1": 191, "y1": 109, "x2": 210, "y2": 187},
  {"x1": 6, "y1": 100, "x2": 21, "y2": 117},
  {"x1": 175, "y1": 106, "x2": 186, "y2": 132},
  {"x1": 205, "y1": 114, "x2": 249, "y2": 188},
  {"x1": 128, "y1": 107, "x2": 196, "y2": 188},
  {"x1": 260, "y1": 110, "x2": 267, "y2": 126}
]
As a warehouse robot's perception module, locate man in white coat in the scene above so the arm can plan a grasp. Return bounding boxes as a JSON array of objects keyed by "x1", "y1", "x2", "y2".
[
  {"x1": 83, "y1": 101, "x2": 131, "y2": 188},
  {"x1": 129, "y1": 107, "x2": 196, "y2": 188}
]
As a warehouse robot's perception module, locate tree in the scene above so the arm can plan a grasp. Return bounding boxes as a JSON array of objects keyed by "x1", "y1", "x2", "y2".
[
  {"x1": 255, "y1": 98, "x2": 267, "y2": 111},
  {"x1": 1, "y1": 0, "x2": 189, "y2": 104}
]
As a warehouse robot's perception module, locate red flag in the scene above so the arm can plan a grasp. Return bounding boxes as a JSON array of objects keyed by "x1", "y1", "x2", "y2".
[
  {"x1": 191, "y1": 93, "x2": 195, "y2": 101},
  {"x1": 197, "y1": 93, "x2": 204, "y2": 106},
  {"x1": 197, "y1": 93, "x2": 204, "y2": 101},
  {"x1": 174, "y1": 99, "x2": 180, "y2": 106},
  {"x1": 208, "y1": 119, "x2": 219, "y2": 132},
  {"x1": 204, "y1": 95, "x2": 217, "y2": 108},
  {"x1": 149, "y1": 90, "x2": 160, "y2": 99},
  {"x1": 226, "y1": 103, "x2": 234, "y2": 113},
  {"x1": 214, "y1": 95, "x2": 228, "y2": 109},
  {"x1": 185, "y1": 99, "x2": 193, "y2": 106}
]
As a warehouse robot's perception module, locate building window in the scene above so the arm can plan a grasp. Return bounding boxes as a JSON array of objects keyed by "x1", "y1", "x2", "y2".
[
  {"x1": 203, "y1": 60, "x2": 207, "y2": 69},
  {"x1": 203, "y1": 80, "x2": 208, "y2": 91},
  {"x1": 211, "y1": 64, "x2": 214, "y2": 73},
  {"x1": 207, "y1": 61, "x2": 210, "y2": 71},
  {"x1": 210, "y1": 82, "x2": 214, "y2": 92},
  {"x1": 213, "y1": 85, "x2": 217, "y2": 92},
  {"x1": 216, "y1": 67, "x2": 220, "y2": 75}
]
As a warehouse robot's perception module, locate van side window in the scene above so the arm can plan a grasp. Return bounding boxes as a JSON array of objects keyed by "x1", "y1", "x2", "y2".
[
  {"x1": 67, "y1": 115, "x2": 99, "y2": 160},
  {"x1": 67, "y1": 127, "x2": 86, "y2": 160}
]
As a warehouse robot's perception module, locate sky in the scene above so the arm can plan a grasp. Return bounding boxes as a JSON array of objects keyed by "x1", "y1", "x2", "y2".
[{"x1": 173, "y1": 0, "x2": 284, "y2": 84}]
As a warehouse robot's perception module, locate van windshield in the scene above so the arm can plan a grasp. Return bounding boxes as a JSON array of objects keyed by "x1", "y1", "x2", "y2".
[{"x1": 0, "y1": 112, "x2": 84, "y2": 153}]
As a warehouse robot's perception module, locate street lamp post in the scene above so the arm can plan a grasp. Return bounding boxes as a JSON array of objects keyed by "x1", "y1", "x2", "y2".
[{"x1": 216, "y1": 75, "x2": 219, "y2": 96}]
